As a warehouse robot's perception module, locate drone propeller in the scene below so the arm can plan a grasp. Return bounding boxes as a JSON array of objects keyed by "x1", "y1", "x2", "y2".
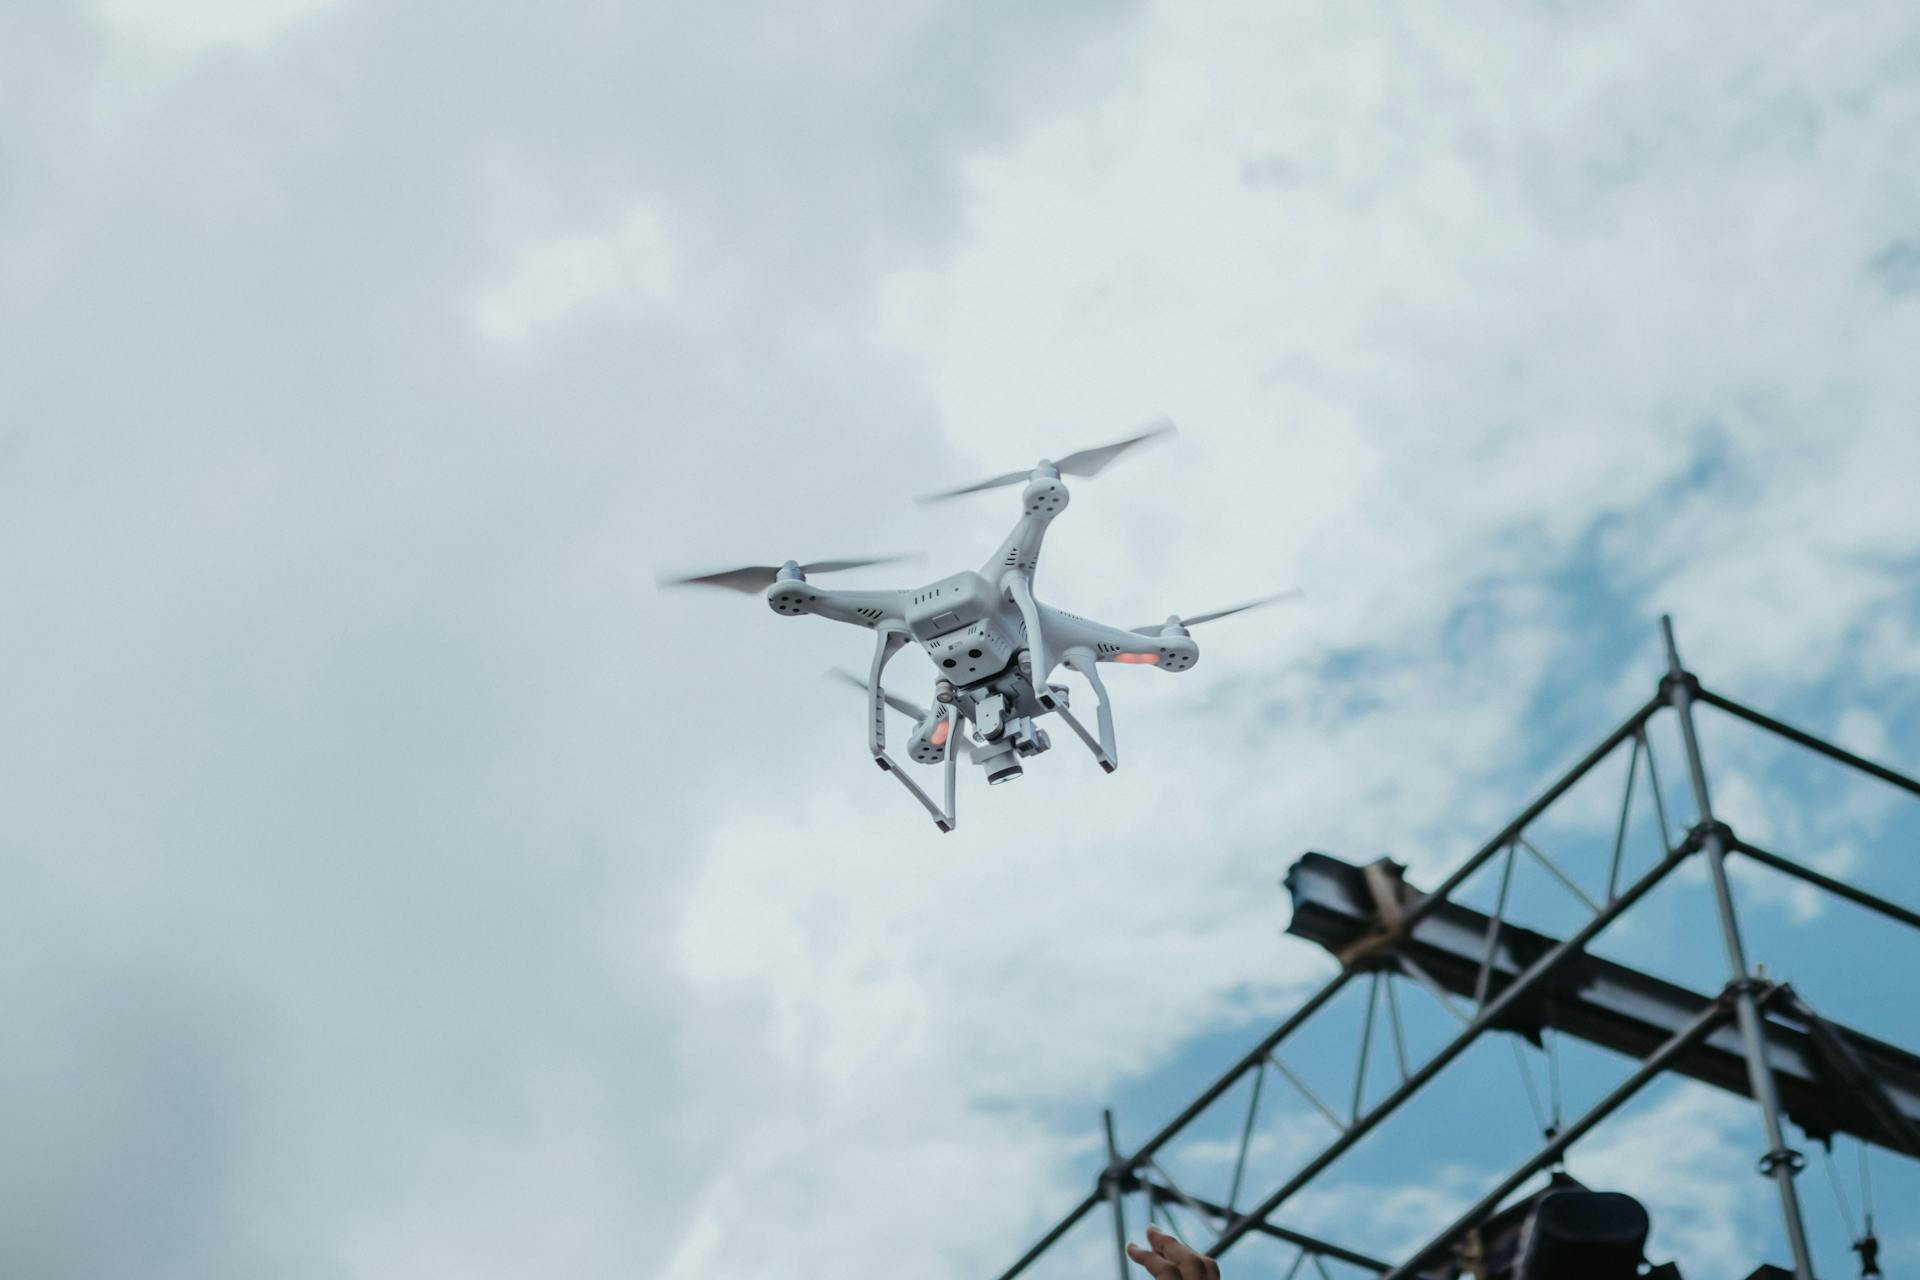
[
  {"x1": 657, "y1": 553, "x2": 918, "y2": 594},
  {"x1": 1133, "y1": 589, "x2": 1303, "y2": 635},
  {"x1": 827, "y1": 667, "x2": 930, "y2": 721},
  {"x1": 917, "y1": 418, "x2": 1177, "y2": 502}
]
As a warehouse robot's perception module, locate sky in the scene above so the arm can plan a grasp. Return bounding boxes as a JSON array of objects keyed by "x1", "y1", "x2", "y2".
[{"x1": 2, "y1": 2, "x2": 1919, "y2": 1278}]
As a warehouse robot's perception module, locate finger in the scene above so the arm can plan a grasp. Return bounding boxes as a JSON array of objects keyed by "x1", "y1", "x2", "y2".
[
  {"x1": 1126, "y1": 1241, "x2": 1177, "y2": 1277},
  {"x1": 1146, "y1": 1225, "x2": 1196, "y2": 1262},
  {"x1": 1145, "y1": 1226, "x2": 1212, "y2": 1280}
]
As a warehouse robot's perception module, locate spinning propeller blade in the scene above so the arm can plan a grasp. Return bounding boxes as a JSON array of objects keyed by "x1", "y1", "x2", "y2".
[
  {"x1": 915, "y1": 468, "x2": 1032, "y2": 501},
  {"x1": 1134, "y1": 588, "x2": 1303, "y2": 634},
  {"x1": 657, "y1": 553, "x2": 919, "y2": 594},
  {"x1": 917, "y1": 418, "x2": 1177, "y2": 502},
  {"x1": 828, "y1": 667, "x2": 930, "y2": 721},
  {"x1": 1053, "y1": 417, "x2": 1178, "y2": 477}
]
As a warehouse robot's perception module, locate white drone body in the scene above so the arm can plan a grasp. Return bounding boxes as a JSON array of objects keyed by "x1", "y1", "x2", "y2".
[{"x1": 665, "y1": 425, "x2": 1292, "y2": 832}]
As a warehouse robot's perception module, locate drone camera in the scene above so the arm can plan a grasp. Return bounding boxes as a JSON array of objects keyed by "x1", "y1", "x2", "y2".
[{"x1": 971, "y1": 736, "x2": 1026, "y2": 784}]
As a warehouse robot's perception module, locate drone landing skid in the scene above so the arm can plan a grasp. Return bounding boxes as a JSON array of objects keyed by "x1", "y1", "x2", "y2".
[
  {"x1": 1004, "y1": 573, "x2": 1055, "y2": 711},
  {"x1": 1057, "y1": 649, "x2": 1118, "y2": 772},
  {"x1": 867, "y1": 626, "x2": 959, "y2": 832}
]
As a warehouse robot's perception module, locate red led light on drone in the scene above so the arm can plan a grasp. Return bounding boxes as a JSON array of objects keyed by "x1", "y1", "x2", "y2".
[
  {"x1": 931, "y1": 720, "x2": 951, "y2": 746},
  {"x1": 1114, "y1": 652, "x2": 1161, "y2": 665}
]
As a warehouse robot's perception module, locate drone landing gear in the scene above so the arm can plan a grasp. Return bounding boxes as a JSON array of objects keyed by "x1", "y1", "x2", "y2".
[
  {"x1": 866, "y1": 626, "x2": 960, "y2": 832},
  {"x1": 1056, "y1": 649, "x2": 1118, "y2": 773},
  {"x1": 1004, "y1": 574, "x2": 1055, "y2": 710}
]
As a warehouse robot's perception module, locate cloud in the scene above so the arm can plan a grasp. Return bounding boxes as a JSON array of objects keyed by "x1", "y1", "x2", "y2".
[
  {"x1": 2, "y1": 2, "x2": 1917, "y2": 1278},
  {"x1": 93, "y1": 0, "x2": 341, "y2": 56},
  {"x1": 472, "y1": 203, "x2": 679, "y2": 345},
  {"x1": 0, "y1": 1, "x2": 1135, "y2": 1275}
]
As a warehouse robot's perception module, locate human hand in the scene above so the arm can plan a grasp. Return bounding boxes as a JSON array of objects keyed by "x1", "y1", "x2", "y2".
[{"x1": 1126, "y1": 1225, "x2": 1221, "y2": 1279}]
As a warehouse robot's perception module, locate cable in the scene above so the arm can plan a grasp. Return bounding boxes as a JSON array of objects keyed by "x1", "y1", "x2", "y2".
[
  {"x1": 1824, "y1": 1140, "x2": 1883, "y2": 1279},
  {"x1": 1508, "y1": 1039, "x2": 1549, "y2": 1138},
  {"x1": 1547, "y1": 1023, "x2": 1565, "y2": 1135},
  {"x1": 1858, "y1": 1141, "x2": 1873, "y2": 1226},
  {"x1": 1855, "y1": 1144, "x2": 1880, "y2": 1279},
  {"x1": 1820, "y1": 1143, "x2": 1857, "y2": 1238}
]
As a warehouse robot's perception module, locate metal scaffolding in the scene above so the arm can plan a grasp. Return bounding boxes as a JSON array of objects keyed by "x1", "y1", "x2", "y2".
[{"x1": 995, "y1": 617, "x2": 1920, "y2": 1280}]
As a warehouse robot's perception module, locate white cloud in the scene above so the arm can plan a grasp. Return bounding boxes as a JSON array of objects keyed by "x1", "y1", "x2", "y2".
[
  {"x1": 473, "y1": 204, "x2": 679, "y2": 345},
  {"x1": 338, "y1": 1074, "x2": 646, "y2": 1280},
  {"x1": 4, "y1": 2, "x2": 1918, "y2": 1278},
  {"x1": 94, "y1": 0, "x2": 340, "y2": 55}
]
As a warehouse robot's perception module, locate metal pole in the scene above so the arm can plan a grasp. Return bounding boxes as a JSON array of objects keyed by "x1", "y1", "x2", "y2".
[
  {"x1": 1103, "y1": 1109, "x2": 1130, "y2": 1280},
  {"x1": 1132, "y1": 971, "x2": 1354, "y2": 1166},
  {"x1": 1394, "y1": 695, "x2": 1665, "y2": 940},
  {"x1": 1474, "y1": 843, "x2": 1518, "y2": 1006},
  {"x1": 995, "y1": 973, "x2": 1353, "y2": 1280},
  {"x1": 1697, "y1": 685, "x2": 1920, "y2": 798},
  {"x1": 1139, "y1": 1185, "x2": 1391, "y2": 1272},
  {"x1": 1212, "y1": 843, "x2": 1689, "y2": 1255},
  {"x1": 1381, "y1": 992, "x2": 1739, "y2": 1280},
  {"x1": 1225, "y1": 1061, "x2": 1266, "y2": 1214},
  {"x1": 1660, "y1": 615, "x2": 1815, "y2": 1278},
  {"x1": 992, "y1": 1191, "x2": 1099, "y2": 1280},
  {"x1": 1731, "y1": 838, "x2": 1920, "y2": 932}
]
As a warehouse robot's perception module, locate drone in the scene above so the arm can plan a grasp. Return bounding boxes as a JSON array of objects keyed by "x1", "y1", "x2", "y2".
[{"x1": 661, "y1": 422, "x2": 1296, "y2": 831}]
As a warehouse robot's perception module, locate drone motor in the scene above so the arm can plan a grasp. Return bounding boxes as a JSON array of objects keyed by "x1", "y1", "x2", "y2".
[
  {"x1": 1022, "y1": 473, "x2": 1069, "y2": 517},
  {"x1": 907, "y1": 710, "x2": 955, "y2": 765}
]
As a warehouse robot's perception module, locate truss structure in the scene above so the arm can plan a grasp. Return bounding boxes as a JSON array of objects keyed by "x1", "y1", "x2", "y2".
[{"x1": 995, "y1": 618, "x2": 1920, "y2": 1280}]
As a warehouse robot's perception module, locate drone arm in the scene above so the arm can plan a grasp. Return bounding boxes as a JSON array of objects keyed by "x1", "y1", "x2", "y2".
[
  {"x1": 978, "y1": 467, "x2": 1068, "y2": 582},
  {"x1": 866, "y1": 625, "x2": 957, "y2": 833},
  {"x1": 1003, "y1": 572, "x2": 1056, "y2": 709},
  {"x1": 1040, "y1": 606, "x2": 1199, "y2": 673},
  {"x1": 982, "y1": 514, "x2": 1049, "y2": 582},
  {"x1": 773, "y1": 584, "x2": 908, "y2": 631},
  {"x1": 1058, "y1": 647, "x2": 1118, "y2": 772}
]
